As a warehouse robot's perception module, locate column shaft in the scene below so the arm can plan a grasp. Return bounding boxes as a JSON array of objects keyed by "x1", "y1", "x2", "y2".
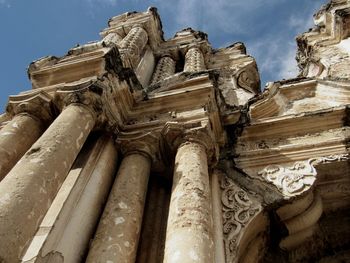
[
  {"x1": 150, "y1": 56, "x2": 176, "y2": 85},
  {"x1": 86, "y1": 153, "x2": 151, "y2": 263},
  {"x1": 183, "y1": 47, "x2": 206, "y2": 72},
  {"x1": 21, "y1": 135, "x2": 118, "y2": 263},
  {"x1": 119, "y1": 26, "x2": 148, "y2": 68},
  {"x1": 0, "y1": 114, "x2": 44, "y2": 181},
  {"x1": 163, "y1": 142, "x2": 214, "y2": 263},
  {"x1": 0, "y1": 104, "x2": 95, "y2": 263}
]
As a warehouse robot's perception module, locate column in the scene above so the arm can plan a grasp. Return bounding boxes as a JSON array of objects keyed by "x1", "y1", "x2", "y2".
[
  {"x1": 0, "y1": 104, "x2": 95, "y2": 263},
  {"x1": 150, "y1": 56, "x2": 176, "y2": 85},
  {"x1": 163, "y1": 141, "x2": 214, "y2": 263},
  {"x1": 119, "y1": 25, "x2": 148, "y2": 68},
  {"x1": 86, "y1": 152, "x2": 151, "y2": 263},
  {"x1": 183, "y1": 47, "x2": 206, "y2": 72},
  {"x1": 103, "y1": 32, "x2": 123, "y2": 45},
  {"x1": 0, "y1": 114, "x2": 44, "y2": 181},
  {"x1": 21, "y1": 135, "x2": 118, "y2": 263}
]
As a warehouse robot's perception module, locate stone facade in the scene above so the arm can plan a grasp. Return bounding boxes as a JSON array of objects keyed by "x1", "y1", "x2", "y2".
[{"x1": 0, "y1": 1, "x2": 349, "y2": 262}]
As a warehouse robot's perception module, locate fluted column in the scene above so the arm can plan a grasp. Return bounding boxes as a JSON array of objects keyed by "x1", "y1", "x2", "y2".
[
  {"x1": 86, "y1": 133, "x2": 159, "y2": 263},
  {"x1": 183, "y1": 47, "x2": 206, "y2": 72},
  {"x1": 163, "y1": 141, "x2": 214, "y2": 263},
  {"x1": 0, "y1": 103, "x2": 95, "y2": 262},
  {"x1": 0, "y1": 93, "x2": 53, "y2": 181},
  {"x1": 119, "y1": 25, "x2": 148, "y2": 68},
  {"x1": 150, "y1": 56, "x2": 176, "y2": 85}
]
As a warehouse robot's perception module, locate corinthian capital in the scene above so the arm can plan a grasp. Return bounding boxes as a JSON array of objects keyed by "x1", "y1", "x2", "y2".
[
  {"x1": 55, "y1": 79, "x2": 104, "y2": 120},
  {"x1": 6, "y1": 91, "x2": 55, "y2": 124},
  {"x1": 161, "y1": 120, "x2": 218, "y2": 165}
]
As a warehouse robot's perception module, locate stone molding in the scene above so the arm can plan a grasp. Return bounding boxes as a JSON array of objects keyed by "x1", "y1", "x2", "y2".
[
  {"x1": 6, "y1": 91, "x2": 55, "y2": 124},
  {"x1": 257, "y1": 154, "x2": 349, "y2": 199},
  {"x1": 296, "y1": 0, "x2": 350, "y2": 78}
]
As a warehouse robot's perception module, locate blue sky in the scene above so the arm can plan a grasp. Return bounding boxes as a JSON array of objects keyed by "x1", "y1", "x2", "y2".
[{"x1": 0, "y1": 0, "x2": 327, "y2": 112}]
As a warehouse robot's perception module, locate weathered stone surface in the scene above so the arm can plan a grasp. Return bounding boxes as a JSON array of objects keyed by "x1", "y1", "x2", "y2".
[
  {"x1": 164, "y1": 142, "x2": 214, "y2": 263},
  {"x1": 0, "y1": 104, "x2": 95, "y2": 262},
  {"x1": 21, "y1": 135, "x2": 118, "y2": 263},
  {"x1": 0, "y1": 114, "x2": 44, "y2": 181},
  {"x1": 86, "y1": 153, "x2": 151, "y2": 263},
  {"x1": 0, "y1": 1, "x2": 349, "y2": 262}
]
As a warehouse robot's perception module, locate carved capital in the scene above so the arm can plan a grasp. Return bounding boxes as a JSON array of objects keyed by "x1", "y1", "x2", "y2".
[
  {"x1": 116, "y1": 131, "x2": 160, "y2": 163},
  {"x1": 6, "y1": 91, "x2": 55, "y2": 124},
  {"x1": 56, "y1": 80, "x2": 104, "y2": 120},
  {"x1": 161, "y1": 120, "x2": 218, "y2": 165},
  {"x1": 258, "y1": 154, "x2": 349, "y2": 199}
]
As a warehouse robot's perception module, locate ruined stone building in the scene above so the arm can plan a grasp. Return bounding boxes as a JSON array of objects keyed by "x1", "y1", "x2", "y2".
[{"x1": 0, "y1": 0, "x2": 349, "y2": 262}]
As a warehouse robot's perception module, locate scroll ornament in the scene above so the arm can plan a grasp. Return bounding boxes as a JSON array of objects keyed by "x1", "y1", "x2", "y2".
[
  {"x1": 258, "y1": 154, "x2": 349, "y2": 198},
  {"x1": 221, "y1": 176, "x2": 261, "y2": 262}
]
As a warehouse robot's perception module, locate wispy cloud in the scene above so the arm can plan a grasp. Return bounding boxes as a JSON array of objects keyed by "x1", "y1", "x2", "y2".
[
  {"x1": 0, "y1": 0, "x2": 11, "y2": 8},
  {"x1": 84, "y1": 0, "x2": 326, "y2": 84},
  {"x1": 156, "y1": 0, "x2": 286, "y2": 35},
  {"x1": 246, "y1": 1, "x2": 326, "y2": 84}
]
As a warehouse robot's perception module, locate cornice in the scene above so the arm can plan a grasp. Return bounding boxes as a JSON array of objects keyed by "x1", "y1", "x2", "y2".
[
  {"x1": 296, "y1": 0, "x2": 350, "y2": 77},
  {"x1": 249, "y1": 78, "x2": 350, "y2": 121},
  {"x1": 28, "y1": 45, "x2": 125, "y2": 89}
]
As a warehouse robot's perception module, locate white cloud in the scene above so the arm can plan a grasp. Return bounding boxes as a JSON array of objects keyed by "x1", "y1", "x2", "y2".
[
  {"x1": 247, "y1": 36, "x2": 299, "y2": 84},
  {"x1": 156, "y1": 0, "x2": 286, "y2": 35}
]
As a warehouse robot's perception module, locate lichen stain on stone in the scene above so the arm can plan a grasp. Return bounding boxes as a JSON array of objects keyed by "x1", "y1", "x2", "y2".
[{"x1": 114, "y1": 217, "x2": 125, "y2": 225}]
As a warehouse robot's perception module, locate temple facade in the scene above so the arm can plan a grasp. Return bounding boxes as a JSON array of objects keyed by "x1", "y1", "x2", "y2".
[{"x1": 0, "y1": 0, "x2": 349, "y2": 262}]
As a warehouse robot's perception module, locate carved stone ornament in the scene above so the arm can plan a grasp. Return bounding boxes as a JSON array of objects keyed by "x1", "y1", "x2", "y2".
[
  {"x1": 258, "y1": 154, "x2": 349, "y2": 198},
  {"x1": 221, "y1": 175, "x2": 262, "y2": 262}
]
